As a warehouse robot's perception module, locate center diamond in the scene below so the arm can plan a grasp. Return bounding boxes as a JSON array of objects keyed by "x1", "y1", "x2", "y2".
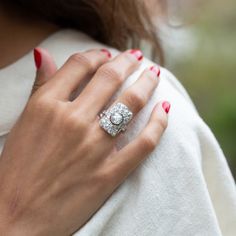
[{"x1": 110, "y1": 112, "x2": 123, "y2": 125}]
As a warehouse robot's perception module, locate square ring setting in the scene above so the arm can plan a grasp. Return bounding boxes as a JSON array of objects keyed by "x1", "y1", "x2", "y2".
[{"x1": 99, "y1": 102, "x2": 133, "y2": 137}]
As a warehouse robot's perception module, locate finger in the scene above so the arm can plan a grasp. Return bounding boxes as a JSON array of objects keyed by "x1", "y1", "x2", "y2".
[
  {"x1": 116, "y1": 65, "x2": 160, "y2": 116},
  {"x1": 31, "y1": 48, "x2": 57, "y2": 95},
  {"x1": 106, "y1": 101, "x2": 170, "y2": 185},
  {"x1": 73, "y1": 49, "x2": 143, "y2": 116},
  {"x1": 43, "y1": 48, "x2": 112, "y2": 100},
  {"x1": 93, "y1": 65, "x2": 160, "y2": 141}
]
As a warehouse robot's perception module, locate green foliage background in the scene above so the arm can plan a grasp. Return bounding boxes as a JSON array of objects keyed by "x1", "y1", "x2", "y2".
[{"x1": 166, "y1": 0, "x2": 236, "y2": 178}]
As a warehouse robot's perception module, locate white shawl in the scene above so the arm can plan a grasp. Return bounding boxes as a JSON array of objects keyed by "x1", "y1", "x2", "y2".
[{"x1": 0, "y1": 30, "x2": 235, "y2": 236}]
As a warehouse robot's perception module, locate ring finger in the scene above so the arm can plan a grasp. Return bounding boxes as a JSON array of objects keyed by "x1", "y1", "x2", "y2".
[
  {"x1": 73, "y1": 49, "x2": 143, "y2": 116},
  {"x1": 99, "y1": 65, "x2": 161, "y2": 138},
  {"x1": 117, "y1": 65, "x2": 160, "y2": 115}
]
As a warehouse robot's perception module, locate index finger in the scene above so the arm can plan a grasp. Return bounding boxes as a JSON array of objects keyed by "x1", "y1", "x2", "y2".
[{"x1": 42, "y1": 49, "x2": 111, "y2": 100}]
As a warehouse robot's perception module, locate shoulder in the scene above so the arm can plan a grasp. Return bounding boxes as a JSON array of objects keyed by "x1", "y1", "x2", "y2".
[
  {"x1": 39, "y1": 29, "x2": 206, "y2": 148},
  {"x1": 39, "y1": 29, "x2": 197, "y2": 112},
  {"x1": 40, "y1": 29, "x2": 199, "y2": 116},
  {"x1": 39, "y1": 29, "x2": 199, "y2": 116},
  {"x1": 40, "y1": 29, "x2": 206, "y2": 136},
  {"x1": 115, "y1": 56, "x2": 204, "y2": 152}
]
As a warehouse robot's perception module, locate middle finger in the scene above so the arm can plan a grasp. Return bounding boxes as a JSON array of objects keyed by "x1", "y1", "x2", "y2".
[{"x1": 73, "y1": 49, "x2": 143, "y2": 117}]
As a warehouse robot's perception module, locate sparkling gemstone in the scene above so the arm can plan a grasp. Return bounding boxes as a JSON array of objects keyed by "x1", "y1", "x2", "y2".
[{"x1": 110, "y1": 112, "x2": 123, "y2": 125}]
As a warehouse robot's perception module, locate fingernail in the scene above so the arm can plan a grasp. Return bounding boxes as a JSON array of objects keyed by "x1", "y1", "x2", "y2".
[
  {"x1": 34, "y1": 48, "x2": 42, "y2": 69},
  {"x1": 162, "y1": 101, "x2": 171, "y2": 114},
  {"x1": 129, "y1": 49, "x2": 143, "y2": 61},
  {"x1": 100, "y1": 49, "x2": 112, "y2": 58},
  {"x1": 150, "y1": 65, "x2": 161, "y2": 77}
]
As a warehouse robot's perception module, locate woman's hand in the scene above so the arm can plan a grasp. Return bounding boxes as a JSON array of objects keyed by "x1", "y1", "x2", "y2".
[{"x1": 0, "y1": 48, "x2": 170, "y2": 236}]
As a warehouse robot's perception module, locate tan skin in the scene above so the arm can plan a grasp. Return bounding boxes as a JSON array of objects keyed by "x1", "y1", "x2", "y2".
[{"x1": 0, "y1": 6, "x2": 169, "y2": 236}]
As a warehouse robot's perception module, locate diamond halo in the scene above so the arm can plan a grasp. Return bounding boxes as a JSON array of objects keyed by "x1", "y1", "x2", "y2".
[{"x1": 99, "y1": 102, "x2": 133, "y2": 137}]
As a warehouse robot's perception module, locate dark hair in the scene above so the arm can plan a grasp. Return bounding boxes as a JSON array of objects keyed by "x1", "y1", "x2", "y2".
[{"x1": 2, "y1": 0, "x2": 165, "y2": 64}]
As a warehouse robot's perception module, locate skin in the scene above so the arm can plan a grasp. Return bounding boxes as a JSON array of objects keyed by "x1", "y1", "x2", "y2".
[{"x1": 0, "y1": 5, "x2": 169, "y2": 236}]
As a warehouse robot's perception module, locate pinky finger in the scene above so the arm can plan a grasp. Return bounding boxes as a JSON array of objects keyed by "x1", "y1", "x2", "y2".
[{"x1": 107, "y1": 101, "x2": 170, "y2": 184}]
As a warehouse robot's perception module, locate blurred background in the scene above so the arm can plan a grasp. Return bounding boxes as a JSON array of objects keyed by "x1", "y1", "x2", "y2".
[{"x1": 159, "y1": 0, "x2": 236, "y2": 178}]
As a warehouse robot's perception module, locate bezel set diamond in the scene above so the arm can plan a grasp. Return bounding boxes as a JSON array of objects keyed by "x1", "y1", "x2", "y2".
[{"x1": 99, "y1": 102, "x2": 133, "y2": 137}]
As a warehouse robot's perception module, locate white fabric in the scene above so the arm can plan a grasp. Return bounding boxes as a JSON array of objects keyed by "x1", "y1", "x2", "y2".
[{"x1": 0, "y1": 29, "x2": 235, "y2": 236}]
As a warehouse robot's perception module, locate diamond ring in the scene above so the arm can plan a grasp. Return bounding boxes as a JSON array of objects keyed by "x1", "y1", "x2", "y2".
[{"x1": 99, "y1": 102, "x2": 133, "y2": 137}]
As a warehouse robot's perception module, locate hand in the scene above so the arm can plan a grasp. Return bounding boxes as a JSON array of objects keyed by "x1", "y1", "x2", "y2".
[{"x1": 0, "y1": 48, "x2": 170, "y2": 235}]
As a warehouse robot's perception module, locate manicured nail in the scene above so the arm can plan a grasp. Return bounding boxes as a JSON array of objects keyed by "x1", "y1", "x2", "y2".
[
  {"x1": 150, "y1": 65, "x2": 161, "y2": 77},
  {"x1": 162, "y1": 101, "x2": 171, "y2": 114},
  {"x1": 129, "y1": 49, "x2": 143, "y2": 61},
  {"x1": 101, "y1": 49, "x2": 112, "y2": 58},
  {"x1": 34, "y1": 48, "x2": 42, "y2": 69}
]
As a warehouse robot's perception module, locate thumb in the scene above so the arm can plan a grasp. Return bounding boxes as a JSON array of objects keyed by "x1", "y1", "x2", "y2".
[{"x1": 31, "y1": 47, "x2": 57, "y2": 95}]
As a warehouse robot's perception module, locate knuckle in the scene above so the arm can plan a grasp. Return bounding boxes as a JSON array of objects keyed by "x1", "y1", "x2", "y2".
[
  {"x1": 97, "y1": 168, "x2": 116, "y2": 186},
  {"x1": 31, "y1": 95, "x2": 55, "y2": 113},
  {"x1": 64, "y1": 112, "x2": 88, "y2": 131},
  {"x1": 139, "y1": 133, "x2": 157, "y2": 152},
  {"x1": 68, "y1": 53, "x2": 94, "y2": 72},
  {"x1": 97, "y1": 64, "x2": 123, "y2": 85},
  {"x1": 64, "y1": 115, "x2": 78, "y2": 131},
  {"x1": 124, "y1": 90, "x2": 146, "y2": 111}
]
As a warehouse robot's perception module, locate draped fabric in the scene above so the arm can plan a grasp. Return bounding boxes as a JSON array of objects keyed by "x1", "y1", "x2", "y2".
[{"x1": 0, "y1": 30, "x2": 235, "y2": 236}]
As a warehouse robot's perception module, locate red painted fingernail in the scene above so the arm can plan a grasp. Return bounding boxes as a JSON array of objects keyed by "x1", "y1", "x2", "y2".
[
  {"x1": 150, "y1": 65, "x2": 161, "y2": 77},
  {"x1": 34, "y1": 48, "x2": 42, "y2": 69},
  {"x1": 162, "y1": 101, "x2": 171, "y2": 114},
  {"x1": 101, "y1": 49, "x2": 112, "y2": 58},
  {"x1": 129, "y1": 49, "x2": 143, "y2": 61}
]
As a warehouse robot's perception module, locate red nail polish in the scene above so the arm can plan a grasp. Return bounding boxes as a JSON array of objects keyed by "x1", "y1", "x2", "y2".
[
  {"x1": 162, "y1": 101, "x2": 171, "y2": 114},
  {"x1": 34, "y1": 48, "x2": 42, "y2": 69},
  {"x1": 129, "y1": 49, "x2": 143, "y2": 61},
  {"x1": 150, "y1": 65, "x2": 161, "y2": 77},
  {"x1": 101, "y1": 49, "x2": 112, "y2": 58}
]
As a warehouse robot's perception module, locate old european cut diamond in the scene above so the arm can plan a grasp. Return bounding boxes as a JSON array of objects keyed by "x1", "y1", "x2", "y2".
[
  {"x1": 110, "y1": 112, "x2": 123, "y2": 125},
  {"x1": 99, "y1": 102, "x2": 133, "y2": 137}
]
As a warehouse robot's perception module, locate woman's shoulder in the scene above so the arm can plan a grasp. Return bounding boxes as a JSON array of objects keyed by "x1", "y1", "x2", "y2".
[
  {"x1": 40, "y1": 29, "x2": 195, "y2": 105},
  {"x1": 40, "y1": 29, "x2": 205, "y2": 139},
  {"x1": 116, "y1": 61, "x2": 206, "y2": 153},
  {"x1": 40, "y1": 29, "x2": 198, "y2": 114},
  {"x1": 113, "y1": 55, "x2": 204, "y2": 147},
  {"x1": 44, "y1": 31, "x2": 235, "y2": 236},
  {"x1": 39, "y1": 29, "x2": 207, "y2": 137}
]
